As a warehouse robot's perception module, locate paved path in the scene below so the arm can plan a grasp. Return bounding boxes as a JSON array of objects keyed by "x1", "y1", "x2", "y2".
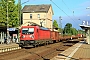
[
  {"x1": 72, "y1": 44, "x2": 90, "y2": 60},
  {"x1": 51, "y1": 41, "x2": 90, "y2": 60}
]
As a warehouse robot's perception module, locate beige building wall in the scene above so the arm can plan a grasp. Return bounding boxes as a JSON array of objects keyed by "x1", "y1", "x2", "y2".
[
  {"x1": 23, "y1": 13, "x2": 46, "y2": 26},
  {"x1": 22, "y1": 6, "x2": 53, "y2": 30},
  {"x1": 46, "y1": 6, "x2": 53, "y2": 30}
]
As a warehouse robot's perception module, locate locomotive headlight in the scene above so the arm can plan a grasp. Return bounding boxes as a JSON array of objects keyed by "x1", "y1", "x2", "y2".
[
  {"x1": 22, "y1": 35, "x2": 25, "y2": 38},
  {"x1": 32, "y1": 35, "x2": 34, "y2": 38},
  {"x1": 30, "y1": 35, "x2": 32, "y2": 38},
  {"x1": 30, "y1": 35, "x2": 34, "y2": 39}
]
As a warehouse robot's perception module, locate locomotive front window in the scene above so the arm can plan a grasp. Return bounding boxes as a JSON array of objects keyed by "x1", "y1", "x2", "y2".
[{"x1": 22, "y1": 28, "x2": 34, "y2": 34}]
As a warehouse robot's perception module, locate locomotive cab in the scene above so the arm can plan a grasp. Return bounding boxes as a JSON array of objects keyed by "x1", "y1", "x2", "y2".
[{"x1": 19, "y1": 26, "x2": 37, "y2": 47}]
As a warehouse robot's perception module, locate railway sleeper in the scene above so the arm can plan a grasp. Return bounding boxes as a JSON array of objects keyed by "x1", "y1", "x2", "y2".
[
  {"x1": 63, "y1": 43, "x2": 73, "y2": 46},
  {"x1": 56, "y1": 48, "x2": 64, "y2": 51}
]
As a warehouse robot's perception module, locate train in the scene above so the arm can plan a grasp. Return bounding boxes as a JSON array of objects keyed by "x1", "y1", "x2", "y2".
[{"x1": 19, "y1": 25, "x2": 83, "y2": 47}]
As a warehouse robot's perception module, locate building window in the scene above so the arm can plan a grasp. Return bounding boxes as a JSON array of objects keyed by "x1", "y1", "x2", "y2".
[
  {"x1": 37, "y1": 14, "x2": 40, "y2": 19},
  {"x1": 30, "y1": 14, "x2": 32, "y2": 19}
]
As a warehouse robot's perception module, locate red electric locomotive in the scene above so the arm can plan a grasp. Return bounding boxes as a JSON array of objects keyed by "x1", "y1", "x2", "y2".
[{"x1": 19, "y1": 26, "x2": 51, "y2": 47}]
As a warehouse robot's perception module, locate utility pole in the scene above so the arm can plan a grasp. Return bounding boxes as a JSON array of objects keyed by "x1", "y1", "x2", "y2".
[
  {"x1": 7, "y1": 0, "x2": 9, "y2": 43},
  {"x1": 18, "y1": 0, "x2": 21, "y2": 26},
  {"x1": 18, "y1": 0, "x2": 30, "y2": 42},
  {"x1": 18, "y1": 0, "x2": 21, "y2": 43},
  {"x1": 7, "y1": 0, "x2": 12, "y2": 44},
  {"x1": 59, "y1": 16, "x2": 62, "y2": 34},
  {"x1": 18, "y1": 0, "x2": 29, "y2": 26}
]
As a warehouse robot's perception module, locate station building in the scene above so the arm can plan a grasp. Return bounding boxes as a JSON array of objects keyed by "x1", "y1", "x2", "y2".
[{"x1": 22, "y1": 4, "x2": 54, "y2": 30}]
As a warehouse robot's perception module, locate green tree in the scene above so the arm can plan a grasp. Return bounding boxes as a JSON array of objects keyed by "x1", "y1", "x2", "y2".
[
  {"x1": 78, "y1": 29, "x2": 85, "y2": 35},
  {"x1": 71, "y1": 28, "x2": 78, "y2": 35},
  {"x1": 63, "y1": 23, "x2": 72, "y2": 35},
  {"x1": 0, "y1": 0, "x2": 6, "y2": 25},
  {"x1": 53, "y1": 20, "x2": 58, "y2": 28},
  {"x1": 63, "y1": 23, "x2": 78, "y2": 35},
  {"x1": 0, "y1": 0, "x2": 19, "y2": 27},
  {"x1": 53, "y1": 20, "x2": 63, "y2": 33}
]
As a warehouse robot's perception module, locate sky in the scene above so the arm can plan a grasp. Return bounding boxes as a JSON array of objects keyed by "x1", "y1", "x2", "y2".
[{"x1": 15, "y1": 0, "x2": 90, "y2": 30}]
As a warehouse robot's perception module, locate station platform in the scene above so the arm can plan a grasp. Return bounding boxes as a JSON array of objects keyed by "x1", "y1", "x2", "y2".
[
  {"x1": 0, "y1": 43, "x2": 21, "y2": 53},
  {"x1": 51, "y1": 41, "x2": 90, "y2": 60}
]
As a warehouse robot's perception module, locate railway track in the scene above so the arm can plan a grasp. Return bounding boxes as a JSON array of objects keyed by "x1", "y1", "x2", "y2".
[{"x1": 0, "y1": 40, "x2": 79, "y2": 60}]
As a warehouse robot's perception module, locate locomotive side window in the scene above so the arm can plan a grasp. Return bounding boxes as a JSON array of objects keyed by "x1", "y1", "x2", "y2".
[{"x1": 22, "y1": 28, "x2": 34, "y2": 34}]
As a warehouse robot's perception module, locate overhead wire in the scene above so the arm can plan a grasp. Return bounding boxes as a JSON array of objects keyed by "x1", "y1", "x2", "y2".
[
  {"x1": 62, "y1": 0, "x2": 72, "y2": 12},
  {"x1": 21, "y1": 0, "x2": 30, "y2": 5},
  {"x1": 62, "y1": 0, "x2": 82, "y2": 22},
  {"x1": 50, "y1": 0, "x2": 80, "y2": 25}
]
